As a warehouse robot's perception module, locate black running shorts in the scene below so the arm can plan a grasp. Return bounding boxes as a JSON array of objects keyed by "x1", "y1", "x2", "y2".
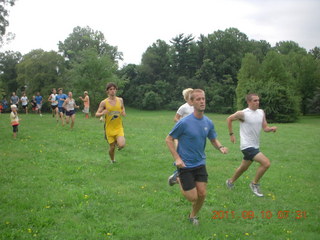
[{"x1": 178, "y1": 165, "x2": 208, "y2": 191}]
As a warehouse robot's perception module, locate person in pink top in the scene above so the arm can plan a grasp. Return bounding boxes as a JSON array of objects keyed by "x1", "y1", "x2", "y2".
[{"x1": 79, "y1": 91, "x2": 90, "y2": 119}]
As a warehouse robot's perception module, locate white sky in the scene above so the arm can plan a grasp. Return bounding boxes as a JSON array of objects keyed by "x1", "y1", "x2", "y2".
[{"x1": 2, "y1": 0, "x2": 320, "y2": 66}]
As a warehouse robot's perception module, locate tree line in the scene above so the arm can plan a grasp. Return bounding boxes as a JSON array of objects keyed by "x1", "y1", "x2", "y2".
[{"x1": 0, "y1": 26, "x2": 319, "y2": 122}]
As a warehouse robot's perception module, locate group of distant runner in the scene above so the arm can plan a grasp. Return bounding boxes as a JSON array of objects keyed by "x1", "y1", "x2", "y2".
[
  {"x1": 5, "y1": 82, "x2": 278, "y2": 226},
  {"x1": 5, "y1": 88, "x2": 90, "y2": 139}
]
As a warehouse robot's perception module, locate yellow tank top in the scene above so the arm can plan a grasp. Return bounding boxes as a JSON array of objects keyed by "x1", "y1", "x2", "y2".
[{"x1": 105, "y1": 97, "x2": 123, "y2": 135}]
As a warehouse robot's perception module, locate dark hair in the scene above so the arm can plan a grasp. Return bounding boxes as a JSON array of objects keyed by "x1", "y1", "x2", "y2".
[
  {"x1": 106, "y1": 82, "x2": 118, "y2": 91},
  {"x1": 246, "y1": 93, "x2": 259, "y2": 102}
]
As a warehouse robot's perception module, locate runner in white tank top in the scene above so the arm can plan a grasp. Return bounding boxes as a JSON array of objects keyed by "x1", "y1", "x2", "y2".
[{"x1": 225, "y1": 94, "x2": 277, "y2": 197}]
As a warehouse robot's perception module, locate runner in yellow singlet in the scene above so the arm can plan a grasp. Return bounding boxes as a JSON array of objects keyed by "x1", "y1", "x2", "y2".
[{"x1": 96, "y1": 82, "x2": 126, "y2": 163}]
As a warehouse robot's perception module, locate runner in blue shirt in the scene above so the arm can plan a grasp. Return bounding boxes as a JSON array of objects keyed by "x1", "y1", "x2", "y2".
[
  {"x1": 35, "y1": 92, "x2": 43, "y2": 116},
  {"x1": 166, "y1": 89, "x2": 228, "y2": 225},
  {"x1": 56, "y1": 88, "x2": 67, "y2": 126}
]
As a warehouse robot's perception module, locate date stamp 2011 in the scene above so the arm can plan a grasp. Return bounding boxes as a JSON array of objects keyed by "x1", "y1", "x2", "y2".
[{"x1": 212, "y1": 210, "x2": 307, "y2": 220}]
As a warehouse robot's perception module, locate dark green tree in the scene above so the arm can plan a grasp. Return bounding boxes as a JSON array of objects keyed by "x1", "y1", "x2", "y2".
[
  {"x1": 203, "y1": 28, "x2": 249, "y2": 83},
  {"x1": 67, "y1": 48, "x2": 121, "y2": 114},
  {"x1": 307, "y1": 87, "x2": 320, "y2": 114},
  {"x1": 259, "y1": 51, "x2": 300, "y2": 122},
  {"x1": 170, "y1": 34, "x2": 197, "y2": 78},
  {"x1": 58, "y1": 26, "x2": 122, "y2": 63},
  {"x1": 16, "y1": 49, "x2": 66, "y2": 97},
  {"x1": 0, "y1": 50, "x2": 21, "y2": 94},
  {"x1": 274, "y1": 41, "x2": 307, "y2": 55},
  {"x1": 309, "y1": 46, "x2": 320, "y2": 60},
  {"x1": 140, "y1": 39, "x2": 172, "y2": 83},
  {"x1": 236, "y1": 53, "x2": 261, "y2": 109},
  {"x1": 142, "y1": 90, "x2": 162, "y2": 110},
  {"x1": 247, "y1": 40, "x2": 271, "y2": 62},
  {"x1": 0, "y1": 0, "x2": 16, "y2": 47}
]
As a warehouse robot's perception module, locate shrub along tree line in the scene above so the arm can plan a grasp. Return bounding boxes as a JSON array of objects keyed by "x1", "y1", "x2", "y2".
[{"x1": 0, "y1": 26, "x2": 319, "y2": 122}]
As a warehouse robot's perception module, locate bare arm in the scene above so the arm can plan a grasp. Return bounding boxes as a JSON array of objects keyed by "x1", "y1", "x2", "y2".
[
  {"x1": 227, "y1": 111, "x2": 244, "y2": 144},
  {"x1": 210, "y1": 138, "x2": 228, "y2": 154},
  {"x1": 173, "y1": 113, "x2": 181, "y2": 122},
  {"x1": 262, "y1": 111, "x2": 277, "y2": 132},
  {"x1": 119, "y1": 98, "x2": 126, "y2": 117},
  {"x1": 165, "y1": 135, "x2": 186, "y2": 168},
  {"x1": 95, "y1": 100, "x2": 108, "y2": 117},
  {"x1": 62, "y1": 99, "x2": 68, "y2": 109}
]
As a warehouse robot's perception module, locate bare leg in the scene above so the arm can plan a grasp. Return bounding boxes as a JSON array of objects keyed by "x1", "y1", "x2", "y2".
[
  {"x1": 252, "y1": 152, "x2": 271, "y2": 184},
  {"x1": 229, "y1": 159, "x2": 253, "y2": 184},
  {"x1": 109, "y1": 142, "x2": 116, "y2": 162},
  {"x1": 70, "y1": 114, "x2": 75, "y2": 129},
  {"x1": 55, "y1": 108, "x2": 59, "y2": 122},
  {"x1": 179, "y1": 182, "x2": 207, "y2": 218},
  {"x1": 116, "y1": 136, "x2": 126, "y2": 150},
  {"x1": 60, "y1": 112, "x2": 65, "y2": 126}
]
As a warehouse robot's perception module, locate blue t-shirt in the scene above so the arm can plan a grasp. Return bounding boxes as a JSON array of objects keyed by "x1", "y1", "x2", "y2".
[
  {"x1": 56, "y1": 94, "x2": 67, "y2": 107},
  {"x1": 35, "y1": 95, "x2": 43, "y2": 104},
  {"x1": 169, "y1": 113, "x2": 217, "y2": 168}
]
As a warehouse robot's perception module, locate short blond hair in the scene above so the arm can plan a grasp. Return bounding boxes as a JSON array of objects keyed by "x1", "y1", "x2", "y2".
[
  {"x1": 182, "y1": 88, "x2": 193, "y2": 101},
  {"x1": 190, "y1": 89, "x2": 205, "y2": 101}
]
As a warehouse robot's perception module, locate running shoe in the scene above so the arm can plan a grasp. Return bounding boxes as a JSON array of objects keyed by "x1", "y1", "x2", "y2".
[
  {"x1": 226, "y1": 179, "x2": 234, "y2": 189},
  {"x1": 168, "y1": 171, "x2": 178, "y2": 186},
  {"x1": 189, "y1": 216, "x2": 199, "y2": 226},
  {"x1": 249, "y1": 182, "x2": 264, "y2": 197}
]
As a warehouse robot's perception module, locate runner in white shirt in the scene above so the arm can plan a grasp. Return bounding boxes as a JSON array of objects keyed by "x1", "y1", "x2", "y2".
[
  {"x1": 173, "y1": 88, "x2": 194, "y2": 122},
  {"x1": 226, "y1": 93, "x2": 277, "y2": 197},
  {"x1": 20, "y1": 93, "x2": 28, "y2": 114},
  {"x1": 48, "y1": 88, "x2": 58, "y2": 122}
]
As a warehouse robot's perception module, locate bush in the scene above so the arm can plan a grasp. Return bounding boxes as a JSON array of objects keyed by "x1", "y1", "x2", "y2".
[
  {"x1": 142, "y1": 91, "x2": 162, "y2": 110},
  {"x1": 259, "y1": 81, "x2": 300, "y2": 123}
]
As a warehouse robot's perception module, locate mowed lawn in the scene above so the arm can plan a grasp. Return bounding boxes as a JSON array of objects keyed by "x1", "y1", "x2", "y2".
[{"x1": 0, "y1": 109, "x2": 319, "y2": 240}]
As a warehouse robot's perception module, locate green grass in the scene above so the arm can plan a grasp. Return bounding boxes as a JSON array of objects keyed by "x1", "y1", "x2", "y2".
[{"x1": 0, "y1": 109, "x2": 319, "y2": 240}]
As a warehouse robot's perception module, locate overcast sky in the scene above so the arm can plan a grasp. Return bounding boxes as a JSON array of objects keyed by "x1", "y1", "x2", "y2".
[{"x1": 2, "y1": 0, "x2": 320, "y2": 65}]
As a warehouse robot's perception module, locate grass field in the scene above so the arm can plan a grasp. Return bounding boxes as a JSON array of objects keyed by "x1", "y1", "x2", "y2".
[{"x1": 0, "y1": 109, "x2": 319, "y2": 240}]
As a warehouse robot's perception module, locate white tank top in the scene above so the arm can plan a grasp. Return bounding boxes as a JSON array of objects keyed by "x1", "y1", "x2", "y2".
[
  {"x1": 65, "y1": 98, "x2": 75, "y2": 111},
  {"x1": 240, "y1": 108, "x2": 264, "y2": 150},
  {"x1": 177, "y1": 103, "x2": 194, "y2": 119}
]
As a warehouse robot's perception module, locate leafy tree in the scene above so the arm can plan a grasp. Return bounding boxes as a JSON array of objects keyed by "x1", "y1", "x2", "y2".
[
  {"x1": 195, "y1": 59, "x2": 216, "y2": 83},
  {"x1": 0, "y1": 50, "x2": 21, "y2": 94},
  {"x1": 203, "y1": 28, "x2": 249, "y2": 83},
  {"x1": 16, "y1": 49, "x2": 66, "y2": 96},
  {"x1": 67, "y1": 48, "x2": 121, "y2": 114},
  {"x1": 0, "y1": 80, "x2": 5, "y2": 99},
  {"x1": 259, "y1": 51, "x2": 291, "y2": 86},
  {"x1": 0, "y1": 0, "x2": 16, "y2": 47},
  {"x1": 282, "y1": 51, "x2": 320, "y2": 114},
  {"x1": 236, "y1": 51, "x2": 300, "y2": 122},
  {"x1": 258, "y1": 52, "x2": 300, "y2": 122},
  {"x1": 170, "y1": 34, "x2": 197, "y2": 78},
  {"x1": 274, "y1": 41, "x2": 307, "y2": 55},
  {"x1": 58, "y1": 26, "x2": 123, "y2": 63},
  {"x1": 205, "y1": 75, "x2": 236, "y2": 113},
  {"x1": 142, "y1": 90, "x2": 162, "y2": 110},
  {"x1": 309, "y1": 46, "x2": 320, "y2": 60},
  {"x1": 259, "y1": 81, "x2": 300, "y2": 123},
  {"x1": 307, "y1": 87, "x2": 320, "y2": 114},
  {"x1": 140, "y1": 39, "x2": 172, "y2": 83},
  {"x1": 236, "y1": 53, "x2": 261, "y2": 109},
  {"x1": 247, "y1": 40, "x2": 271, "y2": 62}
]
